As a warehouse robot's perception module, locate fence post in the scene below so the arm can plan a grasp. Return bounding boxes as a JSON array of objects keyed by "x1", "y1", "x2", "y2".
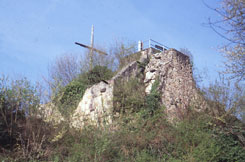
[{"x1": 138, "y1": 40, "x2": 143, "y2": 52}]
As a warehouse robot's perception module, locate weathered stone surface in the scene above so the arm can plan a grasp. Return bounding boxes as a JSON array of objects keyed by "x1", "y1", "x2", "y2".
[
  {"x1": 100, "y1": 88, "x2": 106, "y2": 93},
  {"x1": 71, "y1": 50, "x2": 150, "y2": 128},
  {"x1": 71, "y1": 81, "x2": 113, "y2": 128},
  {"x1": 71, "y1": 48, "x2": 209, "y2": 128},
  {"x1": 144, "y1": 49, "x2": 208, "y2": 121}
]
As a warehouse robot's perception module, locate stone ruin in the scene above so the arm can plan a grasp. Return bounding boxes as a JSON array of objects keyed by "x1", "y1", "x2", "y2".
[{"x1": 71, "y1": 48, "x2": 211, "y2": 128}]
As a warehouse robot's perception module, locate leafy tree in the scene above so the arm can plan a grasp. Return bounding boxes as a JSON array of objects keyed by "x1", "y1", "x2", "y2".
[
  {"x1": 79, "y1": 40, "x2": 136, "y2": 73},
  {"x1": 81, "y1": 45, "x2": 116, "y2": 72}
]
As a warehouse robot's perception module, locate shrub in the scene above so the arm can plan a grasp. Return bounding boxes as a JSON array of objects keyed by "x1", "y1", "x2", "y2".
[
  {"x1": 54, "y1": 65, "x2": 113, "y2": 118},
  {"x1": 0, "y1": 77, "x2": 40, "y2": 150},
  {"x1": 54, "y1": 79, "x2": 87, "y2": 118},
  {"x1": 84, "y1": 65, "x2": 114, "y2": 86},
  {"x1": 0, "y1": 76, "x2": 54, "y2": 161},
  {"x1": 50, "y1": 105, "x2": 245, "y2": 161},
  {"x1": 143, "y1": 78, "x2": 161, "y2": 117},
  {"x1": 113, "y1": 78, "x2": 145, "y2": 115}
]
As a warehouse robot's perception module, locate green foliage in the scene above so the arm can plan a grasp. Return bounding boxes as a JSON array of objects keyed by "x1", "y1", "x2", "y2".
[
  {"x1": 191, "y1": 130, "x2": 245, "y2": 162},
  {"x1": 0, "y1": 77, "x2": 40, "y2": 149},
  {"x1": 171, "y1": 114, "x2": 245, "y2": 162},
  {"x1": 2, "y1": 76, "x2": 245, "y2": 161},
  {"x1": 0, "y1": 76, "x2": 54, "y2": 161},
  {"x1": 202, "y1": 75, "x2": 245, "y2": 122},
  {"x1": 0, "y1": 77, "x2": 40, "y2": 115},
  {"x1": 52, "y1": 126, "x2": 117, "y2": 162},
  {"x1": 144, "y1": 78, "x2": 161, "y2": 117},
  {"x1": 50, "y1": 109, "x2": 245, "y2": 161},
  {"x1": 54, "y1": 65, "x2": 113, "y2": 118},
  {"x1": 113, "y1": 78, "x2": 145, "y2": 114},
  {"x1": 1, "y1": 62, "x2": 245, "y2": 161},
  {"x1": 83, "y1": 65, "x2": 114, "y2": 86},
  {"x1": 55, "y1": 79, "x2": 87, "y2": 118}
]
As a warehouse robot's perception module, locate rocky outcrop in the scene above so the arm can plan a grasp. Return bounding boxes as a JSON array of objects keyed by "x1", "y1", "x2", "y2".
[
  {"x1": 71, "y1": 48, "x2": 209, "y2": 128},
  {"x1": 71, "y1": 50, "x2": 150, "y2": 128}
]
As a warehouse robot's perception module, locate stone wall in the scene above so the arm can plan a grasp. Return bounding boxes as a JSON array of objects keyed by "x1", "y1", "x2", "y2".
[
  {"x1": 144, "y1": 49, "x2": 208, "y2": 121},
  {"x1": 71, "y1": 48, "x2": 209, "y2": 128}
]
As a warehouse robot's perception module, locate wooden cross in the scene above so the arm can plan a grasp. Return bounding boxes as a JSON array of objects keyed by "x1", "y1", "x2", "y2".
[{"x1": 75, "y1": 25, "x2": 108, "y2": 71}]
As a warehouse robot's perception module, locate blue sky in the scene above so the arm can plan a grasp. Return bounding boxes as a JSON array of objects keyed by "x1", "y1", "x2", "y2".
[{"x1": 0, "y1": 0, "x2": 227, "y2": 85}]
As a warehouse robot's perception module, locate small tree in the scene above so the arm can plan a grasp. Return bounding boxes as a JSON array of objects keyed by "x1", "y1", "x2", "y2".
[
  {"x1": 0, "y1": 75, "x2": 53, "y2": 160},
  {"x1": 206, "y1": 0, "x2": 245, "y2": 81},
  {"x1": 202, "y1": 74, "x2": 245, "y2": 122},
  {"x1": 47, "y1": 53, "x2": 81, "y2": 96},
  {"x1": 108, "y1": 40, "x2": 137, "y2": 70}
]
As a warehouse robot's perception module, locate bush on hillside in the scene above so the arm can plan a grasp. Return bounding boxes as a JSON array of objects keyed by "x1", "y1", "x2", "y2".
[
  {"x1": 50, "y1": 106, "x2": 245, "y2": 161},
  {"x1": 84, "y1": 65, "x2": 114, "y2": 86},
  {"x1": 113, "y1": 78, "x2": 145, "y2": 115},
  {"x1": 54, "y1": 66, "x2": 114, "y2": 118},
  {"x1": 0, "y1": 76, "x2": 54, "y2": 161}
]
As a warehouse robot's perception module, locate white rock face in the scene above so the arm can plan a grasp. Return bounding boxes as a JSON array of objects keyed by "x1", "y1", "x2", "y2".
[{"x1": 71, "y1": 81, "x2": 113, "y2": 128}]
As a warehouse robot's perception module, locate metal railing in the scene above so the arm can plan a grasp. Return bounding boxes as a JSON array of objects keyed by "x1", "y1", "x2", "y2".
[{"x1": 141, "y1": 39, "x2": 169, "y2": 52}]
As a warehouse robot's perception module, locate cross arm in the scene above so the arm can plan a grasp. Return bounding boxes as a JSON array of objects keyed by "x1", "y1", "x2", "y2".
[{"x1": 75, "y1": 42, "x2": 108, "y2": 55}]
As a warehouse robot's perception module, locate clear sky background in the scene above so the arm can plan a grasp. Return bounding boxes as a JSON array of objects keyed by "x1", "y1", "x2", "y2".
[{"x1": 0, "y1": 0, "x2": 227, "y2": 86}]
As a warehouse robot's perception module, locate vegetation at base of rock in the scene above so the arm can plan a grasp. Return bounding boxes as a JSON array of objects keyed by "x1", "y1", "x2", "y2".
[
  {"x1": 54, "y1": 65, "x2": 114, "y2": 118},
  {"x1": 113, "y1": 78, "x2": 145, "y2": 114},
  {"x1": 1, "y1": 73, "x2": 245, "y2": 161},
  {"x1": 44, "y1": 110, "x2": 245, "y2": 162},
  {"x1": 144, "y1": 78, "x2": 161, "y2": 117}
]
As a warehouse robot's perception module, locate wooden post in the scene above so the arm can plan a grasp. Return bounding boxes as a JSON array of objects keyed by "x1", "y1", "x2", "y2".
[
  {"x1": 90, "y1": 25, "x2": 94, "y2": 71},
  {"x1": 75, "y1": 25, "x2": 108, "y2": 71}
]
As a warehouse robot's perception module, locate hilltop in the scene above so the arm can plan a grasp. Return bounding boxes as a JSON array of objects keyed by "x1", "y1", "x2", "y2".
[{"x1": 1, "y1": 46, "x2": 245, "y2": 161}]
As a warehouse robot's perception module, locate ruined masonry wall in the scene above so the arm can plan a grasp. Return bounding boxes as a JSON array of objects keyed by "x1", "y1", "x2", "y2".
[
  {"x1": 71, "y1": 48, "x2": 208, "y2": 128},
  {"x1": 144, "y1": 49, "x2": 207, "y2": 120}
]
